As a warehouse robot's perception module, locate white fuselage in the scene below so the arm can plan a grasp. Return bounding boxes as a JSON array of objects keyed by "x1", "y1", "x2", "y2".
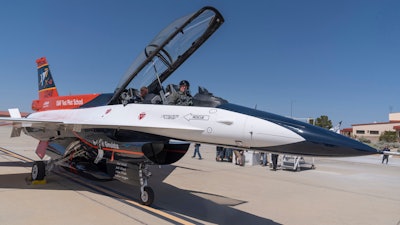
[{"x1": 27, "y1": 104, "x2": 305, "y2": 148}]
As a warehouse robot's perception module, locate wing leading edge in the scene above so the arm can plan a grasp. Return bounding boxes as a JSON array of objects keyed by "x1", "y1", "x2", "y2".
[{"x1": 0, "y1": 106, "x2": 205, "y2": 139}]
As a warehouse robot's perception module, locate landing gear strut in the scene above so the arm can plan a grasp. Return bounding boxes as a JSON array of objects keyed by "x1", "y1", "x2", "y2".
[
  {"x1": 30, "y1": 140, "x2": 88, "y2": 181},
  {"x1": 138, "y1": 163, "x2": 154, "y2": 206}
]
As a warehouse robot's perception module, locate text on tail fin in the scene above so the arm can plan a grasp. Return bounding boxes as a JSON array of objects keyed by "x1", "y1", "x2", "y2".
[{"x1": 36, "y1": 57, "x2": 59, "y2": 99}]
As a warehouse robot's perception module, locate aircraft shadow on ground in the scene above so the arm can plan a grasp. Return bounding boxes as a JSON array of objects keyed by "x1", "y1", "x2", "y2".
[
  {"x1": 148, "y1": 165, "x2": 281, "y2": 225},
  {"x1": 0, "y1": 172, "x2": 74, "y2": 190},
  {"x1": 0, "y1": 162, "x2": 281, "y2": 225}
]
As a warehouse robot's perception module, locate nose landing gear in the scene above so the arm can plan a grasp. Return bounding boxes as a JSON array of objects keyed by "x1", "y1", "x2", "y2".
[{"x1": 138, "y1": 163, "x2": 154, "y2": 206}]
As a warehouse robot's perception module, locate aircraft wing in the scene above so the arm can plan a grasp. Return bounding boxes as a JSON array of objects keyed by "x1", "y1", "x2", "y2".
[
  {"x1": 0, "y1": 116, "x2": 63, "y2": 138},
  {"x1": 0, "y1": 117, "x2": 63, "y2": 126},
  {"x1": 0, "y1": 108, "x2": 62, "y2": 128},
  {"x1": 0, "y1": 112, "x2": 204, "y2": 138}
]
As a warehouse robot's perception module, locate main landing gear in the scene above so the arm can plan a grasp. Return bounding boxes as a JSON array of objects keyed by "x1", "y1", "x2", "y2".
[
  {"x1": 30, "y1": 160, "x2": 156, "y2": 206},
  {"x1": 31, "y1": 161, "x2": 46, "y2": 181},
  {"x1": 29, "y1": 140, "x2": 156, "y2": 206},
  {"x1": 30, "y1": 140, "x2": 87, "y2": 182}
]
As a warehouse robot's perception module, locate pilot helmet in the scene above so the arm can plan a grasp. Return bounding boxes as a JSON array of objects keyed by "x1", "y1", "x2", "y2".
[{"x1": 179, "y1": 80, "x2": 190, "y2": 88}]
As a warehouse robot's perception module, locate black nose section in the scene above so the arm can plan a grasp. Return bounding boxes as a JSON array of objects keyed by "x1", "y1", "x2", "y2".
[
  {"x1": 269, "y1": 137, "x2": 378, "y2": 157},
  {"x1": 269, "y1": 120, "x2": 379, "y2": 157},
  {"x1": 219, "y1": 103, "x2": 379, "y2": 157}
]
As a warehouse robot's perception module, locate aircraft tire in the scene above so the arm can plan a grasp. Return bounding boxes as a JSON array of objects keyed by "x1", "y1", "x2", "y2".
[
  {"x1": 32, "y1": 161, "x2": 46, "y2": 180},
  {"x1": 140, "y1": 186, "x2": 154, "y2": 206}
]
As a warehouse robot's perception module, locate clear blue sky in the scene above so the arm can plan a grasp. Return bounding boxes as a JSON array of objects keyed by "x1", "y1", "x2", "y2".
[{"x1": 1, "y1": 0, "x2": 399, "y2": 128}]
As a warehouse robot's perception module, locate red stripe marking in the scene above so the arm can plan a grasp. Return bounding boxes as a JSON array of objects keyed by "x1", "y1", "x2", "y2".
[{"x1": 73, "y1": 132, "x2": 144, "y2": 156}]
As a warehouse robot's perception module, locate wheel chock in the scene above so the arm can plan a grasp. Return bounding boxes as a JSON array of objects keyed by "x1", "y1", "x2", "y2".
[
  {"x1": 31, "y1": 179, "x2": 47, "y2": 185},
  {"x1": 25, "y1": 176, "x2": 47, "y2": 185}
]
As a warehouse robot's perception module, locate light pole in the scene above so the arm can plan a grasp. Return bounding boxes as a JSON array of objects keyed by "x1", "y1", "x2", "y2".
[{"x1": 290, "y1": 100, "x2": 295, "y2": 118}]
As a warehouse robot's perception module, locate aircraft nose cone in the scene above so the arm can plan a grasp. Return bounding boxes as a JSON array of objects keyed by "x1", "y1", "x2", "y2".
[
  {"x1": 218, "y1": 103, "x2": 379, "y2": 157},
  {"x1": 276, "y1": 122, "x2": 379, "y2": 157}
]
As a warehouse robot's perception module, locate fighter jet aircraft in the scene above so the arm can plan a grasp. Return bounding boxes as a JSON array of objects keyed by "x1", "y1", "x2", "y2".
[{"x1": 0, "y1": 6, "x2": 378, "y2": 206}]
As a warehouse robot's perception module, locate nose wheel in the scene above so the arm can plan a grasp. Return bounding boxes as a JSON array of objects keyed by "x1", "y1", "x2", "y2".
[{"x1": 140, "y1": 186, "x2": 154, "y2": 206}]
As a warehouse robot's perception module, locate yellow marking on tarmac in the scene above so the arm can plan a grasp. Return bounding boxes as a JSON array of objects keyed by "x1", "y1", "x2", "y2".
[
  {"x1": 124, "y1": 199, "x2": 195, "y2": 225},
  {"x1": 0, "y1": 146, "x2": 195, "y2": 225}
]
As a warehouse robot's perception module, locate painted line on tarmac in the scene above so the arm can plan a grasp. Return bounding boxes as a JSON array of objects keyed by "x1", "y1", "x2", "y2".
[
  {"x1": 0, "y1": 147, "x2": 33, "y2": 162},
  {"x1": 57, "y1": 171, "x2": 196, "y2": 225},
  {"x1": 0, "y1": 146, "x2": 196, "y2": 225}
]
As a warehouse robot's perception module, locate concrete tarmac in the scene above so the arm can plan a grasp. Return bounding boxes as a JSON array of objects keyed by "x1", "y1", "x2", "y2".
[{"x1": 0, "y1": 126, "x2": 399, "y2": 225}]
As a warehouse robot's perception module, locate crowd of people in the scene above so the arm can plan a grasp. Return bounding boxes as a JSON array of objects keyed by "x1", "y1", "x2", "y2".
[{"x1": 214, "y1": 147, "x2": 280, "y2": 170}]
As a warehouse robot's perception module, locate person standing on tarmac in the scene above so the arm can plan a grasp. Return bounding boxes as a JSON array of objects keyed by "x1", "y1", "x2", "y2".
[
  {"x1": 271, "y1": 153, "x2": 279, "y2": 171},
  {"x1": 381, "y1": 146, "x2": 390, "y2": 164},
  {"x1": 192, "y1": 143, "x2": 202, "y2": 160},
  {"x1": 167, "y1": 80, "x2": 193, "y2": 106}
]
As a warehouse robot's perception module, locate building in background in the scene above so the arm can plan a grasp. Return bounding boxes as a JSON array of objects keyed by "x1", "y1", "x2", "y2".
[{"x1": 341, "y1": 113, "x2": 400, "y2": 143}]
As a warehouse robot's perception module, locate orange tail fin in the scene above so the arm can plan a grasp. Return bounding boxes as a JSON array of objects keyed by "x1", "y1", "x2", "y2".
[{"x1": 36, "y1": 57, "x2": 59, "y2": 99}]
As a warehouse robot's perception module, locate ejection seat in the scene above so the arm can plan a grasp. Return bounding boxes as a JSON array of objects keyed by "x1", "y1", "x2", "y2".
[{"x1": 192, "y1": 86, "x2": 228, "y2": 107}]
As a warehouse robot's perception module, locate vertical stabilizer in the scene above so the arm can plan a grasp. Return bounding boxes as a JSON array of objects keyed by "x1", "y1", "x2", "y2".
[{"x1": 36, "y1": 57, "x2": 59, "y2": 99}]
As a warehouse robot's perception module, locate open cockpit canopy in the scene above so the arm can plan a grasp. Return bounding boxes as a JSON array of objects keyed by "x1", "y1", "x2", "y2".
[{"x1": 108, "y1": 6, "x2": 224, "y2": 105}]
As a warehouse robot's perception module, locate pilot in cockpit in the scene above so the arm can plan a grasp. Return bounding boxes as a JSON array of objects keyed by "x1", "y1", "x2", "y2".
[
  {"x1": 167, "y1": 80, "x2": 193, "y2": 106},
  {"x1": 140, "y1": 86, "x2": 148, "y2": 101}
]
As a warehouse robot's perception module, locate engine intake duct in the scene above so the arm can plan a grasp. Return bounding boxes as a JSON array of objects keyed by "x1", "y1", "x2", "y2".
[{"x1": 142, "y1": 142, "x2": 190, "y2": 165}]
